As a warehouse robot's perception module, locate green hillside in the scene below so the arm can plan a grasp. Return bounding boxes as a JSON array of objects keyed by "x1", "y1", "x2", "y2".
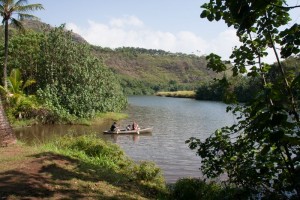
[{"x1": 92, "y1": 46, "x2": 222, "y2": 94}]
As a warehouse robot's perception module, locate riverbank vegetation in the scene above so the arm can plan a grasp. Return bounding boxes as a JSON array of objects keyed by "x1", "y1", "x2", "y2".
[
  {"x1": 0, "y1": 135, "x2": 168, "y2": 199},
  {"x1": 195, "y1": 57, "x2": 300, "y2": 103},
  {"x1": 156, "y1": 91, "x2": 196, "y2": 98},
  {"x1": 0, "y1": 24, "x2": 127, "y2": 126},
  {"x1": 0, "y1": 135, "x2": 250, "y2": 199}
]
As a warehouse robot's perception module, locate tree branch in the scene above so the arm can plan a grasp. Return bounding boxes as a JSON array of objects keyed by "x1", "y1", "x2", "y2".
[{"x1": 270, "y1": 3, "x2": 300, "y2": 10}]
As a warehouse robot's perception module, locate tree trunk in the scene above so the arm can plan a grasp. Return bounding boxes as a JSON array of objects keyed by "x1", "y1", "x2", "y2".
[
  {"x1": 3, "y1": 20, "x2": 8, "y2": 89},
  {"x1": 0, "y1": 99, "x2": 15, "y2": 147}
]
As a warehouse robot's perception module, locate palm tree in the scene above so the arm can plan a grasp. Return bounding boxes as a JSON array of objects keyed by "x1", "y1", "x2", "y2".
[
  {"x1": 0, "y1": 99, "x2": 15, "y2": 146},
  {"x1": 0, "y1": 0, "x2": 43, "y2": 89},
  {"x1": 0, "y1": 0, "x2": 43, "y2": 146}
]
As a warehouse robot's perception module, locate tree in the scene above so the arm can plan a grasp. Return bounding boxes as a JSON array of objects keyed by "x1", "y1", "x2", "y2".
[
  {"x1": 0, "y1": 99, "x2": 15, "y2": 146},
  {"x1": 0, "y1": 0, "x2": 43, "y2": 89},
  {"x1": 36, "y1": 25, "x2": 127, "y2": 119},
  {"x1": 0, "y1": 68, "x2": 37, "y2": 119},
  {"x1": 187, "y1": 0, "x2": 300, "y2": 198},
  {"x1": 0, "y1": 0, "x2": 43, "y2": 146}
]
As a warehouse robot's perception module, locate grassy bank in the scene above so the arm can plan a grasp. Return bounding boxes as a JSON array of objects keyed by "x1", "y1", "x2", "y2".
[
  {"x1": 10, "y1": 112, "x2": 128, "y2": 128},
  {"x1": 0, "y1": 135, "x2": 249, "y2": 199},
  {"x1": 0, "y1": 135, "x2": 168, "y2": 199},
  {"x1": 155, "y1": 91, "x2": 196, "y2": 98}
]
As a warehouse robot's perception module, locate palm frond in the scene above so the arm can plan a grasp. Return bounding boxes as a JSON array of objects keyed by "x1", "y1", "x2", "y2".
[
  {"x1": 19, "y1": 13, "x2": 39, "y2": 21},
  {"x1": 22, "y1": 79, "x2": 36, "y2": 90},
  {"x1": 11, "y1": 17, "x2": 24, "y2": 32},
  {"x1": 8, "y1": 68, "x2": 22, "y2": 93},
  {"x1": 0, "y1": 0, "x2": 13, "y2": 6},
  {"x1": 15, "y1": 0, "x2": 28, "y2": 7},
  {"x1": 16, "y1": 4, "x2": 44, "y2": 12},
  {"x1": 0, "y1": 85, "x2": 9, "y2": 95},
  {"x1": 7, "y1": 80, "x2": 16, "y2": 93},
  {"x1": 0, "y1": 4, "x2": 4, "y2": 12}
]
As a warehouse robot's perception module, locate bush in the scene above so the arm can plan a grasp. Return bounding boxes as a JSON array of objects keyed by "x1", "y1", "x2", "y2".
[
  {"x1": 170, "y1": 178, "x2": 251, "y2": 200},
  {"x1": 134, "y1": 161, "x2": 162, "y2": 181},
  {"x1": 170, "y1": 178, "x2": 221, "y2": 200}
]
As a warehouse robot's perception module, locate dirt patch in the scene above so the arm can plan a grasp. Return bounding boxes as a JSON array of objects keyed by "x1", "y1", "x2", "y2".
[
  {"x1": 0, "y1": 145, "x2": 151, "y2": 199},
  {"x1": 0, "y1": 146, "x2": 79, "y2": 199}
]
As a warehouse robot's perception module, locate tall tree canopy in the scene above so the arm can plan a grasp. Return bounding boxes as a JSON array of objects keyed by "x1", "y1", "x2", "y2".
[
  {"x1": 36, "y1": 25, "x2": 127, "y2": 119},
  {"x1": 187, "y1": 0, "x2": 300, "y2": 198}
]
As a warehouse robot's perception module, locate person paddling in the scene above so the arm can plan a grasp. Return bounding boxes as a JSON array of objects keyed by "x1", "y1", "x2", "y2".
[
  {"x1": 110, "y1": 122, "x2": 119, "y2": 133},
  {"x1": 132, "y1": 121, "x2": 140, "y2": 134}
]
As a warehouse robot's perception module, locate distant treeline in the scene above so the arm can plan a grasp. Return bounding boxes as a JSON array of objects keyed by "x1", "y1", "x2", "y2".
[
  {"x1": 195, "y1": 56, "x2": 300, "y2": 103},
  {"x1": 92, "y1": 46, "x2": 203, "y2": 58}
]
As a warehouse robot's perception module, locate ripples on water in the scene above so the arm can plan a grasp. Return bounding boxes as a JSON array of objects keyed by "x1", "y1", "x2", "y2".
[
  {"x1": 14, "y1": 95, "x2": 237, "y2": 183},
  {"x1": 110, "y1": 96, "x2": 237, "y2": 183}
]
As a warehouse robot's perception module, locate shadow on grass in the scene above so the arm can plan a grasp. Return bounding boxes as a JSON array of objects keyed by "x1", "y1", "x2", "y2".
[
  {"x1": 0, "y1": 170, "x2": 54, "y2": 199},
  {"x1": 0, "y1": 152, "x2": 167, "y2": 199}
]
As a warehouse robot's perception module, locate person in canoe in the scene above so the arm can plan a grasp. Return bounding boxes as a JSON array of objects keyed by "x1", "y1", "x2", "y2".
[
  {"x1": 132, "y1": 121, "x2": 140, "y2": 131},
  {"x1": 126, "y1": 124, "x2": 131, "y2": 131},
  {"x1": 110, "y1": 122, "x2": 119, "y2": 133}
]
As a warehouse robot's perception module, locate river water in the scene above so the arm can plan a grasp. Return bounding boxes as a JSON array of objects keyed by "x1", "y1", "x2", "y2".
[{"x1": 14, "y1": 95, "x2": 237, "y2": 183}]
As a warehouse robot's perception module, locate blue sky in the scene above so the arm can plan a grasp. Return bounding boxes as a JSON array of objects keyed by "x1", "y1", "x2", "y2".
[{"x1": 30, "y1": 0, "x2": 300, "y2": 64}]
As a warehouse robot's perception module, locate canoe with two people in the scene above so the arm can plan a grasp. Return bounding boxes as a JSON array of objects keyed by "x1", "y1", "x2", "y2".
[{"x1": 105, "y1": 121, "x2": 152, "y2": 134}]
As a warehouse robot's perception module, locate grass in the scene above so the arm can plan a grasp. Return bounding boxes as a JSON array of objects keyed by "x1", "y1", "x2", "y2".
[
  {"x1": 156, "y1": 91, "x2": 196, "y2": 98},
  {"x1": 42, "y1": 134, "x2": 169, "y2": 198},
  {"x1": 57, "y1": 112, "x2": 128, "y2": 126},
  {"x1": 0, "y1": 135, "x2": 168, "y2": 199},
  {"x1": 0, "y1": 135, "x2": 247, "y2": 199},
  {"x1": 0, "y1": 141, "x2": 39, "y2": 172},
  {"x1": 96, "y1": 112, "x2": 128, "y2": 121},
  {"x1": 10, "y1": 111, "x2": 128, "y2": 128},
  {"x1": 9, "y1": 118, "x2": 39, "y2": 128}
]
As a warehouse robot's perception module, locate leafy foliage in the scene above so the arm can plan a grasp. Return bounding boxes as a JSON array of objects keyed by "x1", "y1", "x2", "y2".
[
  {"x1": 170, "y1": 178, "x2": 249, "y2": 200},
  {"x1": 187, "y1": 0, "x2": 300, "y2": 198},
  {"x1": 196, "y1": 75, "x2": 260, "y2": 103},
  {"x1": 1, "y1": 24, "x2": 128, "y2": 121},
  {"x1": 35, "y1": 25, "x2": 127, "y2": 119},
  {"x1": 133, "y1": 161, "x2": 161, "y2": 181},
  {"x1": 0, "y1": 0, "x2": 43, "y2": 88},
  {"x1": 0, "y1": 68, "x2": 38, "y2": 119},
  {"x1": 43, "y1": 134, "x2": 167, "y2": 196}
]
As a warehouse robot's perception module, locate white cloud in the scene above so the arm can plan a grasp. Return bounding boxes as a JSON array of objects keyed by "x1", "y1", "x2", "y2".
[
  {"x1": 109, "y1": 15, "x2": 144, "y2": 28},
  {"x1": 66, "y1": 16, "x2": 280, "y2": 64},
  {"x1": 208, "y1": 29, "x2": 240, "y2": 60},
  {"x1": 65, "y1": 17, "x2": 210, "y2": 54},
  {"x1": 208, "y1": 29, "x2": 279, "y2": 64}
]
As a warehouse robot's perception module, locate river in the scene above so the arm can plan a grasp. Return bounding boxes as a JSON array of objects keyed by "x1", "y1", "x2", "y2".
[{"x1": 14, "y1": 95, "x2": 237, "y2": 183}]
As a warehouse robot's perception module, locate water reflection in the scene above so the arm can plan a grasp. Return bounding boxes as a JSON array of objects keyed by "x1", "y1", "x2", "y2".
[
  {"x1": 107, "y1": 134, "x2": 150, "y2": 143},
  {"x1": 14, "y1": 123, "x2": 111, "y2": 145}
]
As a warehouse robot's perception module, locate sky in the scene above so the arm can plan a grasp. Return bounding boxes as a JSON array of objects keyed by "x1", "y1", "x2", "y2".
[{"x1": 30, "y1": 0, "x2": 300, "y2": 64}]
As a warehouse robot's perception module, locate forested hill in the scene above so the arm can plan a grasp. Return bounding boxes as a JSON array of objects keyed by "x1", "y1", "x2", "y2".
[
  {"x1": 22, "y1": 20, "x2": 222, "y2": 94},
  {"x1": 91, "y1": 46, "x2": 224, "y2": 94}
]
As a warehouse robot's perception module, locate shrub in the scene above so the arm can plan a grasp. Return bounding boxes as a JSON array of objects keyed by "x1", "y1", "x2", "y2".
[
  {"x1": 134, "y1": 161, "x2": 162, "y2": 181},
  {"x1": 171, "y1": 178, "x2": 221, "y2": 200}
]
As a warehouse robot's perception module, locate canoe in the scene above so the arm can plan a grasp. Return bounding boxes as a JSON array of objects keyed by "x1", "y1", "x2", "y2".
[{"x1": 103, "y1": 127, "x2": 153, "y2": 134}]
